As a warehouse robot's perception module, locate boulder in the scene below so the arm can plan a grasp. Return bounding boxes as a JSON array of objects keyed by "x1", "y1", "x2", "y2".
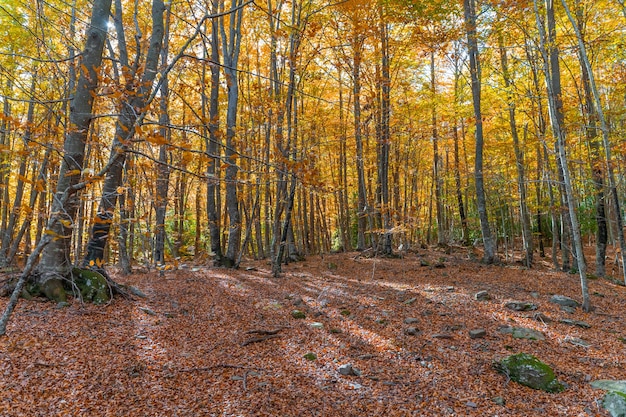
[
  {"x1": 496, "y1": 353, "x2": 564, "y2": 393},
  {"x1": 505, "y1": 301, "x2": 538, "y2": 311},
  {"x1": 550, "y1": 295, "x2": 580, "y2": 308},
  {"x1": 591, "y1": 380, "x2": 626, "y2": 417},
  {"x1": 499, "y1": 326, "x2": 545, "y2": 341}
]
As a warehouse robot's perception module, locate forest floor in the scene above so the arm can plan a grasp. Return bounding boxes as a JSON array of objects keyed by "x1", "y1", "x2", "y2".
[{"x1": 1, "y1": 246, "x2": 626, "y2": 416}]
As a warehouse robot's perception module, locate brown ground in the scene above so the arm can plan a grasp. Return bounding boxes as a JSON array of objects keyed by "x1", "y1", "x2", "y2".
[{"x1": 1, "y1": 247, "x2": 625, "y2": 416}]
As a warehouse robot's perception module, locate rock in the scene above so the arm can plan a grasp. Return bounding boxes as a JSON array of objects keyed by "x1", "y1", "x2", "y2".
[
  {"x1": 309, "y1": 322, "x2": 324, "y2": 329},
  {"x1": 475, "y1": 290, "x2": 490, "y2": 301},
  {"x1": 405, "y1": 327, "x2": 419, "y2": 335},
  {"x1": 340, "y1": 309, "x2": 351, "y2": 316},
  {"x1": 128, "y1": 286, "x2": 147, "y2": 298},
  {"x1": 466, "y1": 401, "x2": 477, "y2": 408},
  {"x1": 533, "y1": 312, "x2": 553, "y2": 323},
  {"x1": 432, "y1": 333, "x2": 453, "y2": 339},
  {"x1": 358, "y1": 354, "x2": 374, "y2": 360},
  {"x1": 338, "y1": 364, "x2": 361, "y2": 376},
  {"x1": 404, "y1": 317, "x2": 419, "y2": 324},
  {"x1": 492, "y1": 396, "x2": 506, "y2": 406},
  {"x1": 505, "y1": 301, "x2": 538, "y2": 311},
  {"x1": 565, "y1": 337, "x2": 591, "y2": 348},
  {"x1": 550, "y1": 295, "x2": 580, "y2": 308},
  {"x1": 291, "y1": 310, "x2": 306, "y2": 319},
  {"x1": 592, "y1": 381, "x2": 626, "y2": 417},
  {"x1": 469, "y1": 329, "x2": 487, "y2": 339},
  {"x1": 292, "y1": 296, "x2": 304, "y2": 306},
  {"x1": 602, "y1": 392, "x2": 626, "y2": 417},
  {"x1": 559, "y1": 319, "x2": 591, "y2": 329},
  {"x1": 560, "y1": 305, "x2": 576, "y2": 314},
  {"x1": 592, "y1": 380, "x2": 626, "y2": 394},
  {"x1": 139, "y1": 307, "x2": 157, "y2": 316},
  {"x1": 403, "y1": 297, "x2": 417, "y2": 305},
  {"x1": 72, "y1": 267, "x2": 110, "y2": 304},
  {"x1": 499, "y1": 326, "x2": 545, "y2": 341},
  {"x1": 496, "y1": 353, "x2": 565, "y2": 393}
]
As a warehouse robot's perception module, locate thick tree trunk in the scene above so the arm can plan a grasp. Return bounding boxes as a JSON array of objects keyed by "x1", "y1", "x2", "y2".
[
  {"x1": 220, "y1": 0, "x2": 245, "y2": 266},
  {"x1": 37, "y1": 0, "x2": 113, "y2": 301}
]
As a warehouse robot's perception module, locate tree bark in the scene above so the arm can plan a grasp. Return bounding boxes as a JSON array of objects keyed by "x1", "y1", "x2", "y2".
[
  {"x1": 37, "y1": 0, "x2": 113, "y2": 301},
  {"x1": 463, "y1": 0, "x2": 496, "y2": 263},
  {"x1": 534, "y1": 0, "x2": 590, "y2": 310},
  {"x1": 82, "y1": 0, "x2": 165, "y2": 272}
]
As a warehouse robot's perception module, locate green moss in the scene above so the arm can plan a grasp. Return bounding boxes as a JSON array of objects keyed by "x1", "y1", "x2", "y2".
[
  {"x1": 72, "y1": 267, "x2": 110, "y2": 304},
  {"x1": 303, "y1": 352, "x2": 317, "y2": 361},
  {"x1": 497, "y1": 353, "x2": 564, "y2": 393},
  {"x1": 291, "y1": 310, "x2": 306, "y2": 319}
]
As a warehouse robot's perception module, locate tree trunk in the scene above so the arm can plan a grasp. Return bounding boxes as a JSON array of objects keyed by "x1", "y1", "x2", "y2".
[
  {"x1": 82, "y1": 0, "x2": 165, "y2": 272},
  {"x1": 379, "y1": 18, "x2": 393, "y2": 255},
  {"x1": 37, "y1": 0, "x2": 113, "y2": 301},
  {"x1": 498, "y1": 33, "x2": 533, "y2": 267},
  {"x1": 154, "y1": 4, "x2": 172, "y2": 267},
  {"x1": 464, "y1": 0, "x2": 496, "y2": 263},
  {"x1": 220, "y1": 0, "x2": 245, "y2": 266},
  {"x1": 534, "y1": 0, "x2": 590, "y2": 311},
  {"x1": 561, "y1": 0, "x2": 626, "y2": 283}
]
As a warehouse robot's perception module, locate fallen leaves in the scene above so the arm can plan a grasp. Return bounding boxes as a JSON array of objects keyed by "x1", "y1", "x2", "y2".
[{"x1": 1, "y1": 248, "x2": 625, "y2": 416}]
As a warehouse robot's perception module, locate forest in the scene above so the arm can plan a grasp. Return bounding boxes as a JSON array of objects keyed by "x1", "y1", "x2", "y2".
[{"x1": 0, "y1": 0, "x2": 626, "y2": 415}]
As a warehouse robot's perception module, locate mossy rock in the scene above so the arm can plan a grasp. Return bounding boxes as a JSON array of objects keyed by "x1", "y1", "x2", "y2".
[
  {"x1": 496, "y1": 353, "x2": 564, "y2": 393},
  {"x1": 291, "y1": 310, "x2": 306, "y2": 319},
  {"x1": 41, "y1": 279, "x2": 67, "y2": 303},
  {"x1": 72, "y1": 267, "x2": 110, "y2": 304}
]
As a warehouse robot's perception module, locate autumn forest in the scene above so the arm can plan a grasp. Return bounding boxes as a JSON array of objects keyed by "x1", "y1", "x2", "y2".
[{"x1": 1, "y1": 0, "x2": 626, "y2": 414}]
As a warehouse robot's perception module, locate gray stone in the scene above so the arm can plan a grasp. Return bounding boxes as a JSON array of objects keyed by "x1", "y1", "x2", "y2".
[
  {"x1": 496, "y1": 353, "x2": 564, "y2": 393},
  {"x1": 338, "y1": 364, "x2": 361, "y2": 376},
  {"x1": 550, "y1": 295, "x2": 580, "y2": 308},
  {"x1": 560, "y1": 305, "x2": 576, "y2": 314},
  {"x1": 499, "y1": 326, "x2": 545, "y2": 341},
  {"x1": 505, "y1": 301, "x2": 538, "y2": 311},
  {"x1": 591, "y1": 380, "x2": 626, "y2": 394},
  {"x1": 404, "y1": 317, "x2": 419, "y2": 324},
  {"x1": 559, "y1": 319, "x2": 591, "y2": 329},
  {"x1": 405, "y1": 327, "x2": 419, "y2": 335},
  {"x1": 565, "y1": 337, "x2": 591, "y2": 348},
  {"x1": 432, "y1": 333, "x2": 453, "y2": 339},
  {"x1": 533, "y1": 312, "x2": 553, "y2": 323},
  {"x1": 475, "y1": 290, "x2": 490, "y2": 301},
  {"x1": 602, "y1": 392, "x2": 626, "y2": 417},
  {"x1": 492, "y1": 396, "x2": 506, "y2": 406},
  {"x1": 469, "y1": 329, "x2": 487, "y2": 339}
]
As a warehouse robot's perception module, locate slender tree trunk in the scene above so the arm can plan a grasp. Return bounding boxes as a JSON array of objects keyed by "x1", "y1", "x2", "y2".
[
  {"x1": 353, "y1": 32, "x2": 368, "y2": 251},
  {"x1": 0, "y1": 72, "x2": 37, "y2": 265},
  {"x1": 561, "y1": 0, "x2": 626, "y2": 283},
  {"x1": 431, "y1": 52, "x2": 445, "y2": 246},
  {"x1": 534, "y1": 0, "x2": 590, "y2": 310},
  {"x1": 154, "y1": 4, "x2": 172, "y2": 267},
  {"x1": 82, "y1": 0, "x2": 165, "y2": 271},
  {"x1": 498, "y1": 33, "x2": 533, "y2": 266},
  {"x1": 379, "y1": 18, "x2": 393, "y2": 255},
  {"x1": 464, "y1": 0, "x2": 496, "y2": 263}
]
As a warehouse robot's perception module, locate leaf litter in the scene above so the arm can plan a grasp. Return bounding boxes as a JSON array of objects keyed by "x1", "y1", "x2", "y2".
[{"x1": 1, "y1": 247, "x2": 625, "y2": 416}]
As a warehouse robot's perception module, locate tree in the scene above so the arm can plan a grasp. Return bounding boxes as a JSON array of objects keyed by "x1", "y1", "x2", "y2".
[
  {"x1": 36, "y1": 0, "x2": 114, "y2": 301},
  {"x1": 463, "y1": 0, "x2": 496, "y2": 263}
]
